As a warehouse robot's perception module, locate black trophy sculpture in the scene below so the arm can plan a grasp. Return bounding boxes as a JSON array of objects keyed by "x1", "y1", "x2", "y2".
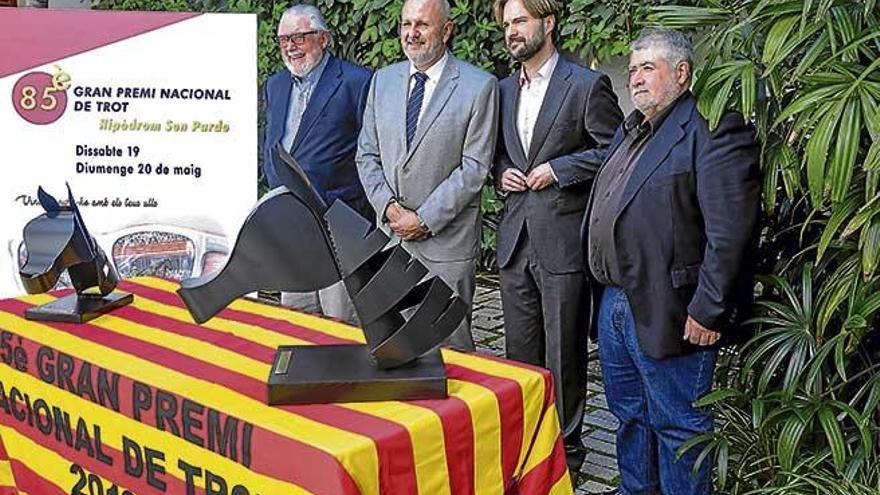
[
  {"x1": 18, "y1": 185, "x2": 132, "y2": 322},
  {"x1": 177, "y1": 145, "x2": 466, "y2": 404}
]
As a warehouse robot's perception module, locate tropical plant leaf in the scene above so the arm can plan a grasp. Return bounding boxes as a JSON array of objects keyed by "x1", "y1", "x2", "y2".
[
  {"x1": 763, "y1": 145, "x2": 781, "y2": 212},
  {"x1": 741, "y1": 61, "x2": 757, "y2": 119},
  {"x1": 805, "y1": 102, "x2": 843, "y2": 206},
  {"x1": 829, "y1": 97, "x2": 862, "y2": 203},
  {"x1": 694, "y1": 387, "x2": 741, "y2": 407},
  {"x1": 795, "y1": 30, "x2": 830, "y2": 78},
  {"x1": 859, "y1": 216, "x2": 880, "y2": 277},
  {"x1": 864, "y1": 139, "x2": 880, "y2": 171},
  {"x1": 752, "y1": 398, "x2": 766, "y2": 429},
  {"x1": 818, "y1": 192, "x2": 861, "y2": 260},
  {"x1": 762, "y1": 14, "x2": 800, "y2": 66},
  {"x1": 842, "y1": 193, "x2": 880, "y2": 237},
  {"x1": 778, "y1": 414, "x2": 809, "y2": 470},
  {"x1": 818, "y1": 406, "x2": 847, "y2": 472},
  {"x1": 834, "y1": 333, "x2": 848, "y2": 381},
  {"x1": 773, "y1": 83, "x2": 847, "y2": 126},
  {"x1": 804, "y1": 335, "x2": 843, "y2": 395},
  {"x1": 708, "y1": 74, "x2": 737, "y2": 129},
  {"x1": 859, "y1": 90, "x2": 880, "y2": 144},
  {"x1": 717, "y1": 438, "x2": 729, "y2": 488}
]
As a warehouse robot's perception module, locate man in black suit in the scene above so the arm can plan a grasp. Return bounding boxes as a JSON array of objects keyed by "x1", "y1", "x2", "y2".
[
  {"x1": 492, "y1": 0, "x2": 622, "y2": 472},
  {"x1": 582, "y1": 28, "x2": 760, "y2": 494}
]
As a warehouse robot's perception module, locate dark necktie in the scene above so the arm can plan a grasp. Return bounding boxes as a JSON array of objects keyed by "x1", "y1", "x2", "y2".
[{"x1": 406, "y1": 71, "x2": 428, "y2": 150}]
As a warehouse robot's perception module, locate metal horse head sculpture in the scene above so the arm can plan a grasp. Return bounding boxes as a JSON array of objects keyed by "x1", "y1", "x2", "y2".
[
  {"x1": 18, "y1": 185, "x2": 132, "y2": 322},
  {"x1": 20, "y1": 185, "x2": 119, "y2": 295},
  {"x1": 178, "y1": 145, "x2": 465, "y2": 381}
]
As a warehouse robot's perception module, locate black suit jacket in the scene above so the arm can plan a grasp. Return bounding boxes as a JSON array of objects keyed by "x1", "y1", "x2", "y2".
[
  {"x1": 262, "y1": 55, "x2": 374, "y2": 219},
  {"x1": 493, "y1": 56, "x2": 622, "y2": 274},
  {"x1": 581, "y1": 93, "x2": 761, "y2": 358}
]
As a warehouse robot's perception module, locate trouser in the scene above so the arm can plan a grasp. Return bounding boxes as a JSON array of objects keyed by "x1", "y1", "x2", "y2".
[
  {"x1": 499, "y1": 232, "x2": 588, "y2": 456},
  {"x1": 281, "y1": 280, "x2": 359, "y2": 325},
  {"x1": 598, "y1": 286, "x2": 716, "y2": 495}
]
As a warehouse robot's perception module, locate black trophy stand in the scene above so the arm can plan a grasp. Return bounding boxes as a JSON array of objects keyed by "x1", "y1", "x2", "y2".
[{"x1": 19, "y1": 185, "x2": 132, "y2": 323}]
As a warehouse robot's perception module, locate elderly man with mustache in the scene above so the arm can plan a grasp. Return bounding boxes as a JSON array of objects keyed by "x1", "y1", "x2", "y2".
[{"x1": 357, "y1": 0, "x2": 498, "y2": 350}]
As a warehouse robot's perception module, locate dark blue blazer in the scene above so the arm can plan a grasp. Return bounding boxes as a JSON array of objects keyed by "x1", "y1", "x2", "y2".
[
  {"x1": 263, "y1": 55, "x2": 374, "y2": 219},
  {"x1": 581, "y1": 93, "x2": 761, "y2": 358}
]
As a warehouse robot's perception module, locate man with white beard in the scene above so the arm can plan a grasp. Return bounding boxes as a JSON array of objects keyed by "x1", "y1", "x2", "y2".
[{"x1": 262, "y1": 4, "x2": 373, "y2": 324}]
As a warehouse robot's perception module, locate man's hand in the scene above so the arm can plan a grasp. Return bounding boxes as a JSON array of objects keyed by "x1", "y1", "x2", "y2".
[
  {"x1": 501, "y1": 168, "x2": 528, "y2": 192},
  {"x1": 390, "y1": 209, "x2": 428, "y2": 241},
  {"x1": 385, "y1": 201, "x2": 404, "y2": 224},
  {"x1": 683, "y1": 316, "x2": 721, "y2": 346},
  {"x1": 526, "y1": 163, "x2": 556, "y2": 191}
]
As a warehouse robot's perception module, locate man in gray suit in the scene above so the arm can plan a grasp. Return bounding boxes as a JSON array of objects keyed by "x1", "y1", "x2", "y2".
[
  {"x1": 357, "y1": 0, "x2": 499, "y2": 351},
  {"x1": 492, "y1": 0, "x2": 622, "y2": 471}
]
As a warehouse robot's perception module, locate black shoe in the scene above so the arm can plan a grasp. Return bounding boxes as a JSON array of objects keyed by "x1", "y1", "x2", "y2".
[{"x1": 564, "y1": 441, "x2": 586, "y2": 472}]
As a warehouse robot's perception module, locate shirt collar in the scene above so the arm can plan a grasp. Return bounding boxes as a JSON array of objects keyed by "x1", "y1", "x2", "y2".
[
  {"x1": 519, "y1": 50, "x2": 559, "y2": 87},
  {"x1": 410, "y1": 50, "x2": 449, "y2": 82},
  {"x1": 291, "y1": 52, "x2": 329, "y2": 86}
]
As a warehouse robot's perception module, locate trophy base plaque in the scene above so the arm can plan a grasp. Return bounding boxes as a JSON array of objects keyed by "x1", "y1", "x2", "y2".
[
  {"x1": 25, "y1": 292, "x2": 133, "y2": 323},
  {"x1": 267, "y1": 345, "x2": 447, "y2": 405}
]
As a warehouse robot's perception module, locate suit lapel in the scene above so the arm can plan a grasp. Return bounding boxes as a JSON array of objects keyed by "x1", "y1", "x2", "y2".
[
  {"x1": 403, "y1": 57, "x2": 459, "y2": 165},
  {"x1": 502, "y1": 72, "x2": 528, "y2": 170},
  {"x1": 526, "y1": 59, "x2": 572, "y2": 166},
  {"x1": 614, "y1": 95, "x2": 694, "y2": 221},
  {"x1": 270, "y1": 75, "x2": 293, "y2": 147},
  {"x1": 291, "y1": 56, "x2": 342, "y2": 154},
  {"x1": 391, "y1": 65, "x2": 410, "y2": 160}
]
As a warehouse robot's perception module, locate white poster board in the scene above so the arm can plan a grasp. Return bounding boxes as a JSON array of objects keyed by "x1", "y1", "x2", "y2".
[{"x1": 0, "y1": 8, "x2": 257, "y2": 297}]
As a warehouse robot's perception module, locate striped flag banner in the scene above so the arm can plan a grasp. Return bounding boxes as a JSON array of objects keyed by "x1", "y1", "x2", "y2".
[{"x1": 0, "y1": 277, "x2": 571, "y2": 495}]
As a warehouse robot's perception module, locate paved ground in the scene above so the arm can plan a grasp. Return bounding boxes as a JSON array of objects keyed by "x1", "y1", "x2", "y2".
[{"x1": 472, "y1": 279, "x2": 619, "y2": 494}]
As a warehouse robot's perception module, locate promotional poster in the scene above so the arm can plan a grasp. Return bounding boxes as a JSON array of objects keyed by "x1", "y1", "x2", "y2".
[{"x1": 0, "y1": 8, "x2": 257, "y2": 298}]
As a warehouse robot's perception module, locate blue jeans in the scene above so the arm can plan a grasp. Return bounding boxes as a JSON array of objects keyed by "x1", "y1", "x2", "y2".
[{"x1": 598, "y1": 286, "x2": 716, "y2": 495}]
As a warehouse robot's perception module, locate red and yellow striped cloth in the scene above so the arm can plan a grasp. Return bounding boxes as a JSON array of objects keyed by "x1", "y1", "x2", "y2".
[{"x1": 0, "y1": 277, "x2": 571, "y2": 495}]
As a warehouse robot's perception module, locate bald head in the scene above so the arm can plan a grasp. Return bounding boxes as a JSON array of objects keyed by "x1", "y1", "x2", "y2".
[{"x1": 400, "y1": 0, "x2": 454, "y2": 70}]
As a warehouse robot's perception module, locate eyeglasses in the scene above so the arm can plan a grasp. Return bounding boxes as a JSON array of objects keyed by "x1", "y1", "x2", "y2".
[{"x1": 277, "y1": 31, "x2": 320, "y2": 46}]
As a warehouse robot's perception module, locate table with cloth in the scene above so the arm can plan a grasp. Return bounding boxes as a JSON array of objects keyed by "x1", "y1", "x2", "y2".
[{"x1": 0, "y1": 277, "x2": 572, "y2": 495}]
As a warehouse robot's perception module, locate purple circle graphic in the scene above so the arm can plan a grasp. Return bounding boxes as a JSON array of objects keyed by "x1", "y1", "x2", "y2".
[{"x1": 12, "y1": 72, "x2": 68, "y2": 125}]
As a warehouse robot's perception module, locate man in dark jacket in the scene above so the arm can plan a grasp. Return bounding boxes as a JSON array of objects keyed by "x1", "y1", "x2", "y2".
[
  {"x1": 582, "y1": 28, "x2": 760, "y2": 494},
  {"x1": 492, "y1": 0, "x2": 622, "y2": 472}
]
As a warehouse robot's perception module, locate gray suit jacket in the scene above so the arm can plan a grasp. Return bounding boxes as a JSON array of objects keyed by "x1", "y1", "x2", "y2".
[
  {"x1": 357, "y1": 55, "x2": 499, "y2": 262},
  {"x1": 493, "y1": 57, "x2": 622, "y2": 274}
]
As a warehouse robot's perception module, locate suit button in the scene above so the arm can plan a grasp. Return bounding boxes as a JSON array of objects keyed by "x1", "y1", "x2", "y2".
[{"x1": 399, "y1": 195, "x2": 407, "y2": 202}]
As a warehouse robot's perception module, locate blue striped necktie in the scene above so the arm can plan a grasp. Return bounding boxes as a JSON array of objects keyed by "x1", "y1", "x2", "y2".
[{"x1": 406, "y1": 71, "x2": 428, "y2": 150}]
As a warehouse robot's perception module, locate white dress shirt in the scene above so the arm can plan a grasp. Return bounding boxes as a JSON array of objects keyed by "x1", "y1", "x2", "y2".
[
  {"x1": 517, "y1": 50, "x2": 559, "y2": 157},
  {"x1": 408, "y1": 50, "x2": 449, "y2": 125}
]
